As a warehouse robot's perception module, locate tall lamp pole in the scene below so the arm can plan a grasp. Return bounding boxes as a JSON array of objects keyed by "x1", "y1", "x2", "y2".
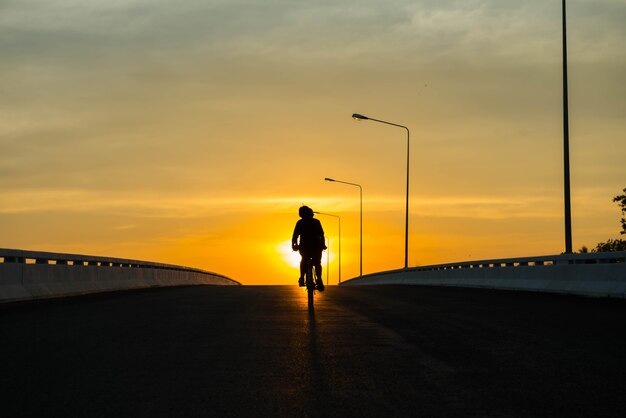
[
  {"x1": 314, "y1": 211, "x2": 341, "y2": 284},
  {"x1": 324, "y1": 178, "x2": 362, "y2": 277},
  {"x1": 352, "y1": 113, "x2": 410, "y2": 268},
  {"x1": 326, "y1": 238, "x2": 330, "y2": 285},
  {"x1": 562, "y1": 0, "x2": 573, "y2": 254}
]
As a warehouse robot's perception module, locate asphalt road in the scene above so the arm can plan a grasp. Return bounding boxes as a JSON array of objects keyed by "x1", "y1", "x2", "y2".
[{"x1": 1, "y1": 285, "x2": 625, "y2": 417}]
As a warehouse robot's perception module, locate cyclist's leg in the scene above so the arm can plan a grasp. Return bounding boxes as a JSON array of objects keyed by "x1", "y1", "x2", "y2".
[
  {"x1": 298, "y1": 250, "x2": 306, "y2": 286},
  {"x1": 313, "y1": 250, "x2": 324, "y2": 291}
]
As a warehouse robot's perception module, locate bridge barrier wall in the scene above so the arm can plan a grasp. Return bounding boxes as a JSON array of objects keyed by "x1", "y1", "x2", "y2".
[
  {"x1": 341, "y1": 252, "x2": 626, "y2": 298},
  {"x1": 0, "y1": 248, "x2": 240, "y2": 303}
]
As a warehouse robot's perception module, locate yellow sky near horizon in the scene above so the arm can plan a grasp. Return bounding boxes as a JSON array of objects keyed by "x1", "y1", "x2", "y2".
[{"x1": 1, "y1": 1, "x2": 625, "y2": 284}]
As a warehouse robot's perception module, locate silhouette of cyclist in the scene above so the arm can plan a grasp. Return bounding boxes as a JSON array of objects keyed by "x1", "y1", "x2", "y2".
[{"x1": 292, "y1": 205, "x2": 326, "y2": 291}]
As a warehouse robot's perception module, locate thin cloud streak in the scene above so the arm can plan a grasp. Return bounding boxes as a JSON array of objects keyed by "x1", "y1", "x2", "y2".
[{"x1": 1, "y1": 188, "x2": 565, "y2": 221}]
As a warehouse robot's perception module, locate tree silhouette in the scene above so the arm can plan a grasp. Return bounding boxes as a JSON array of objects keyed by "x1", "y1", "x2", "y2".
[
  {"x1": 578, "y1": 187, "x2": 626, "y2": 253},
  {"x1": 613, "y1": 188, "x2": 626, "y2": 235},
  {"x1": 593, "y1": 239, "x2": 626, "y2": 253}
]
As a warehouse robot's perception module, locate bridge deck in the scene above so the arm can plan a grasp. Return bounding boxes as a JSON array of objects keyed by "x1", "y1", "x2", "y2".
[{"x1": 1, "y1": 285, "x2": 625, "y2": 416}]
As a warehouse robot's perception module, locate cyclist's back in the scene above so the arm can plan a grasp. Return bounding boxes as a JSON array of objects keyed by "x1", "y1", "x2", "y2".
[{"x1": 293, "y1": 217, "x2": 324, "y2": 253}]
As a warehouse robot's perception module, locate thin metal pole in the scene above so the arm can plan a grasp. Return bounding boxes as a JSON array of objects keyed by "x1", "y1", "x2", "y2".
[
  {"x1": 338, "y1": 218, "x2": 341, "y2": 283},
  {"x1": 326, "y1": 238, "x2": 330, "y2": 285},
  {"x1": 359, "y1": 185, "x2": 363, "y2": 275},
  {"x1": 314, "y1": 211, "x2": 342, "y2": 284},
  {"x1": 323, "y1": 180, "x2": 362, "y2": 277},
  {"x1": 562, "y1": 0, "x2": 573, "y2": 254},
  {"x1": 404, "y1": 127, "x2": 409, "y2": 268},
  {"x1": 364, "y1": 117, "x2": 410, "y2": 268}
]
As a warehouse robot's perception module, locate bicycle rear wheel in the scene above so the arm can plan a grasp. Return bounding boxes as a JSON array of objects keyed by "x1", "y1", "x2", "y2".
[{"x1": 305, "y1": 259, "x2": 315, "y2": 308}]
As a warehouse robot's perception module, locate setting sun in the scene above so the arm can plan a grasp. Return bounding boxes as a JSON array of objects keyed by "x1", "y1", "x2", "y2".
[
  {"x1": 277, "y1": 239, "x2": 333, "y2": 282},
  {"x1": 278, "y1": 240, "x2": 301, "y2": 269}
]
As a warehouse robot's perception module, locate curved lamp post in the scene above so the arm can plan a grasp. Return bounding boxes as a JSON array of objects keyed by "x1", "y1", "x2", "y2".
[
  {"x1": 352, "y1": 113, "x2": 410, "y2": 269},
  {"x1": 314, "y1": 211, "x2": 341, "y2": 284},
  {"x1": 324, "y1": 177, "x2": 362, "y2": 277}
]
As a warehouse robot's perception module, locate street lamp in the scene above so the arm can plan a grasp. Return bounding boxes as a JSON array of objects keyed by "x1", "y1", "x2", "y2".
[
  {"x1": 352, "y1": 113, "x2": 410, "y2": 269},
  {"x1": 324, "y1": 177, "x2": 362, "y2": 277},
  {"x1": 314, "y1": 211, "x2": 341, "y2": 284}
]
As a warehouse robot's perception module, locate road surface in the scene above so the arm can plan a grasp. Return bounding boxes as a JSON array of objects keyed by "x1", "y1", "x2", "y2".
[{"x1": 1, "y1": 285, "x2": 625, "y2": 417}]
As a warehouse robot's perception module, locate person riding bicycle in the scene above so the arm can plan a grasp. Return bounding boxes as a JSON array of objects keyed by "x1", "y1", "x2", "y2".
[{"x1": 292, "y1": 205, "x2": 326, "y2": 291}]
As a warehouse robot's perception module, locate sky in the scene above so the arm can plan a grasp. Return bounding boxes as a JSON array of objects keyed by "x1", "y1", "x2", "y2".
[{"x1": 1, "y1": 0, "x2": 625, "y2": 284}]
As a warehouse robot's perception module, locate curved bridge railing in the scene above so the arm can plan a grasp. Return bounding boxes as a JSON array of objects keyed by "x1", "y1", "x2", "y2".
[
  {"x1": 0, "y1": 248, "x2": 239, "y2": 303},
  {"x1": 341, "y1": 252, "x2": 626, "y2": 298}
]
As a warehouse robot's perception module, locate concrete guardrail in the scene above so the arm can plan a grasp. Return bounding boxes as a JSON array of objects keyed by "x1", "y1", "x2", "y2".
[
  {"x1": 341, "y1": 252, "x2": 626, "y2": 298},
  {"x1": 0, "y1": 248, "x2": 240, "y2": 303}
]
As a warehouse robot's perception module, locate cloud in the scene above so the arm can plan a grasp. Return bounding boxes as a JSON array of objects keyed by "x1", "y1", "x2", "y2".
[
  {"x1": 113, "y1": 224, "x2": 137, "y2": 230},
  {"x1": 0, "y1": 188, "x2": 356, "y2": 216},
  {"x1": 0, "y1": 185, "x2": 568, "y2": 223}
]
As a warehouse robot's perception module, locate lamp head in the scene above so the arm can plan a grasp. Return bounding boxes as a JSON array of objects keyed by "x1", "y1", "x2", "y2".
[{"x1": 352, "y1": 113, "x2": 369, "y2": 120}]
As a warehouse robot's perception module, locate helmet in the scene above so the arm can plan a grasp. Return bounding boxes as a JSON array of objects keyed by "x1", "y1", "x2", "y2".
[{"x1": 299, "y1": 205, "x2": 314, "y2": 218}]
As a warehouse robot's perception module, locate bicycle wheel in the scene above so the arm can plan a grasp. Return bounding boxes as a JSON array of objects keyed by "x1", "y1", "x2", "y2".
[{"x1": 305, "y1": 259, "x2": 315, "y2": 307}]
